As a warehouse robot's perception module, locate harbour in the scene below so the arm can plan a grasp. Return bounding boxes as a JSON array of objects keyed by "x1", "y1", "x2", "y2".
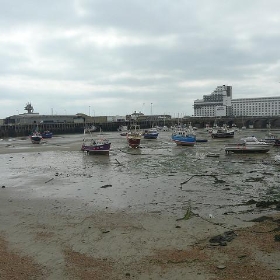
[
  {"x1": 1, "y1": 125, "x2": 280, "y2": 279},
  {"x1": 2, "y1": 128, "x2": 280, "y2": 215}
]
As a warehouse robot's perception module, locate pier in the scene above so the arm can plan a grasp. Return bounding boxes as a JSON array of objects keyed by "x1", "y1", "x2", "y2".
[{"x1": 1, "y1": 116, "x2": 280, "y2": 138}]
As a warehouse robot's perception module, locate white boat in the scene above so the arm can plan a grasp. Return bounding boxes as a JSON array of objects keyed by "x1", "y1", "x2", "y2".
[
  {"x1": 211, "y1": 125, "x2": 234, "y2": 139},
  {"x1": 30, "y1": 132, "x2": 43, "y2": 144},
  {"x1": 84, "y1": 125, "x2": 97, "y2": 134},
  {"x1": 225, "y1": 136, "x2": 271, "y2": 154}
]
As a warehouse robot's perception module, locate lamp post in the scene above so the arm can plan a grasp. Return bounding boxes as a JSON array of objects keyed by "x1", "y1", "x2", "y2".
[{"x1": 89, "y1": 106, "x2": 91, "y2": 116}]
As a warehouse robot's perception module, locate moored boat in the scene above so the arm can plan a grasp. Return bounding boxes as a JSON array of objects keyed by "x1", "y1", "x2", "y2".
[
  {"x1": 118, "y1": 125, "x2": 128, "y2": 136},
  {"x1": 127, "y1": 125, "x2": 142, "y2": 148},
  {"x1": 41, "y1": 130, "x2": 53, "y2": 138},
  {"x1": 30, "y1": 132, "x2": 43, "y2": 144},
  {"x1": 261, "y1": 133, "x2": 280, "y2": 146},
  {"x1": 225, "y1": 136, "x2": 271, "y2": 154},
  {"x1": 81, "y1": 130, "x2": 111, "y2": 154},
  {"x1": 171, "y1": 125, "x2": 196, "y2": 146},
  {"x1": 211, "y1": 126, "x2": 234, "y2": 139},
  {"x1": 143, "y1": 128, "x2": 159, "y2": 139}
]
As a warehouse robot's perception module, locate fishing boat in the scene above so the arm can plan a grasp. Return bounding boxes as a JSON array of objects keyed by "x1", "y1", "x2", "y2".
[
  {"x1": 142, "y1": 128, "x2": 159, "y2": 139},
  {"x1": 211, "y1": 125, "x2": 234, "y2": 139},
  {"x1": 30, "y1": 132, "x2": 43, "y2": 144},
  {"x1": 261, "y1": 133, "x2": 278, "y2": 145},
  {"x1": 261, "y1": 125, "x2": 280, "y2": 146},
  {"x1": 127, "y1": 125, "x2": 142, "y2": 148},
  {"x1": 171, "y1": 125, "x2": 196, "y2": 146},
  {"x1": 41, "y1": 130, "x2": 53, "y2": 138},
  {"x1": 81, "y1": 130, "x2": 111, "y2": 154},
  {"x1": 225, "y1": 136, "x2": 271, "y2": 154}
]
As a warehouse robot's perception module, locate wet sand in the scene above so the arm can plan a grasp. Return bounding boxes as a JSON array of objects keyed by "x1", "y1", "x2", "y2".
[{"x1": 0, "y1": 132, "x2": 280, "y2": 279}]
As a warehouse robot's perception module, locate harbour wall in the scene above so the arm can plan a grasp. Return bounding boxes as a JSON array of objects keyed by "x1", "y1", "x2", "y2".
[{"x1": 1, "y1": 116, "x2": 280, "y2": 137}]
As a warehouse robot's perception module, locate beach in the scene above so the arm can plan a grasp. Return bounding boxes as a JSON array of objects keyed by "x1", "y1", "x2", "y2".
[{"x1": 0, "y1": 132, "x2": 280, "y2": 279}]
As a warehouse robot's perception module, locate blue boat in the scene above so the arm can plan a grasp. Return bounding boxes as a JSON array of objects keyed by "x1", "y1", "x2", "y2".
[
  {"x1": 171, "y1": 126, "x2": 196, "y2": 146},
  {"x1": 41, "y1": 131, "x2": 53, "y2": 138},
  {"x1": 143, "y1": 128, "x2": 159, "y2": 139}
]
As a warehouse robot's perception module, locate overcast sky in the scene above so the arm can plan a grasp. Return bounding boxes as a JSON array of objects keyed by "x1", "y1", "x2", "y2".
[{"x1": 1, "y1": 0, "x2": 280, "y2": 119}]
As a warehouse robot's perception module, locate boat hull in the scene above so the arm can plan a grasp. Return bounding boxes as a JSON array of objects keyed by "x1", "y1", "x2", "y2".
[
  {"x1": 143, "y1": 129, "x2": 159, "y2": 139},
  {"x1": 173, "y1": 140, "x2": 195, "y2": 146},
  {"x1": 81, "y1": 143, "x2": 111, "y2": 154},
  {"x1": 212, "y1": 132, "x2": 234, "y2": 138},
  {"x1": 171, "y1": 135, "x2": 196, "y2": 146},
  {"x1": 31, "y1": 134, "x2": 42, "y2": 144},
  {"x1": 127, "y1": 137, "x2": 141, "y2": 148},
  {"x1": 225, "y1": 145, "x2": 270, "y2": 153},
  {"x1": 143, "y1": 134, "x2": 158, "y2": 139}
]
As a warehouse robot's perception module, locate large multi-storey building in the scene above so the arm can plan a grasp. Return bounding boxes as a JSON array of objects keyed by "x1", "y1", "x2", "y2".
[
  {"x1": 193, "y1": 85, "x2": 232, "y2": 117},
  {"x1": 232, "y1": 97, "x2": 280, "y2": 117},
  {"x1": 193, "y1": 86, "x2": 280, "y2": 117}
]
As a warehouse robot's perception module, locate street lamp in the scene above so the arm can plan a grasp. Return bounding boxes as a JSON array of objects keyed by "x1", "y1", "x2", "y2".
[{"x1": 151, "y1": 103, "x2": 153, "y2": 115}]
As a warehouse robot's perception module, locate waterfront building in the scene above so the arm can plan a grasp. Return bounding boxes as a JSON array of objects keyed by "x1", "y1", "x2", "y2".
[
  {"x1": 193, "y1": 85, "x2": 232, "y2": 117},
  {"x1": 193, "y1": 86, "x2": 280, "y2": 117},
  {"x1": 232, "y1": 97, "x2": 280, "y2": 117}
]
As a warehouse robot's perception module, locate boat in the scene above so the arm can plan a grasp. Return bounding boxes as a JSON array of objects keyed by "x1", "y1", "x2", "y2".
[
  {"x1": 225, "y1": 136, "x2": 271, "y2": 153},
  {"x1": 171, "y1": 125, "x2": 196, "y2": 146},
  {"x1": 261, "y1": 133, "x2": 279, "y2": 145},
  {"x1": 206, "y1": 152, "x2": 220, "y2": 157},
  {"x1": 41, "y1": 130, "x2": 53, "y2": 138},
  {"x1": 261, "y1": 126, "x2": 280, "y2": 146},
  {"x1": 142, "y1": 128, "x2": 159, "y2": 139},
  {"x1": 211, "y1": 125, "x2": 234, "y2": 139},
  {"x1": 127, "y1": 125, "x2": 142, "y2": 148},
  {"x1": 30, "y1": 132, "x2": 43, "y2": 144},
  {"x1": 84, "y1": 125, "x2": 97, "y2": 134},
  {"x1": 81, "y1": 130, "x2": 111, "y2": 154},
  {"x1": 118, "y1": 125, "x2": 128, "y2": 136}
]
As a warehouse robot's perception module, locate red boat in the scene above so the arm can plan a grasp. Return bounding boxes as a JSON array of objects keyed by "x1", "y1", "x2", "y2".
[{"x1": 127, "y1": 125, "x2": 142, "y2": 148}]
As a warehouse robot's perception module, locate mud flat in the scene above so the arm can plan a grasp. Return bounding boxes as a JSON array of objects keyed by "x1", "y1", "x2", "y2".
[{"x1": 0, "y1": 133, "x2": 280, "y2": 279}]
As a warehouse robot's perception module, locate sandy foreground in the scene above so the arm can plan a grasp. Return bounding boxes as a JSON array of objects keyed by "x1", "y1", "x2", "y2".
[
  {"x1": 0, "y1": 187, "x2": 280, "y2": 280},
  {"x1": 0, "y1": 138, "x2": 280, "y2": 279}
]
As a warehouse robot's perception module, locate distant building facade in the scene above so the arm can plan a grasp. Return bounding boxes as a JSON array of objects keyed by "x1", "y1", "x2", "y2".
[
  {"x1": 232, "y1": 97, "x2": 280, "y2": 117},
  {"x1": 193, "y1": 85, "x2": 280, "y2": 117},
  {"x1": 193, "y1": 85, "x2": 232, "y2": 117}
]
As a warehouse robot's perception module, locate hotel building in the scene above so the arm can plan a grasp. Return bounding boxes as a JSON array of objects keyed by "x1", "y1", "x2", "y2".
[{"x1": 193, "y1": 85, "x2": 280, "y2": 117}]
